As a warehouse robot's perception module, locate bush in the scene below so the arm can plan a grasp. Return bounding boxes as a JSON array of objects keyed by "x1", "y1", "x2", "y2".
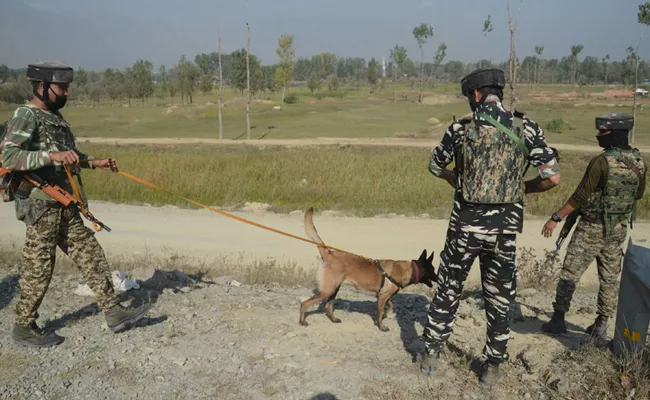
[
  {"x1": 283, "y1": 93, "x2": 299, "y2": 104},
  {"x1": 545, "y1": 118, "x2": 574, "y2": 133}
]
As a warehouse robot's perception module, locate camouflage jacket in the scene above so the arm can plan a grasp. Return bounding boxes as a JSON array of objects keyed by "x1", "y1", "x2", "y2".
[
  {"x1": 429, "y1": 98, "x2": 560, "y2": 234},
  {"x1": 1, "y1": 103, "x2": 94, "y2": 223}
]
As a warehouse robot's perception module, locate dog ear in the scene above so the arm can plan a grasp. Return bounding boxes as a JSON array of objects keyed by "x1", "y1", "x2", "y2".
[
  {"x1": 427, "y1": 251, "x2": 434, "y2": 264},
  {"x1": 419, "y1": 249, "x2": 427, "y2": 260}
]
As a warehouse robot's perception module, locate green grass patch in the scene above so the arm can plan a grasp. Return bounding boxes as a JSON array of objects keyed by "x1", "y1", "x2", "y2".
[{"x1": 73, "y1": 144, "x2": 650, "y2": 220}]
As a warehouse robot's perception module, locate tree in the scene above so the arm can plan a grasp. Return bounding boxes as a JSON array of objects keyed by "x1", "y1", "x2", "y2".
[
  {"x1": 432, "y1": 42, "x2": 447, "y2": 85},
  {"x1": 569, "y1": 44, "x2": 584, "y2": 85},
  {"x1": 534, "y1": 45, "x2": 544, "y2": 84},
  {"x1": 328, "y1": 75, "x2": 340, "y2": 91},
  {"x1": 276, "y1": 33, "x2": 295, "y2": 104},
  {"x1": 413, "y1": 23, "x2": 434, "y2": 103},
  {"x1": 0, "y1": 64, "x2": 11, "y2": 83},
  {"x1": 389, "y1": 45, "x2": 408, "y2": 79},
  {"x1": 218, "y1": 25, "x2": 224, "y2": 139},
  {"x1": 506, "y1": 0, "x2": 523, "y2": 110},
  {"x1": 481, "y1": 15, "x2": 494, "y2": 68},
  {"x1": 602, "y1": 54, "x2": 610, "y2": 85},
  {"x1": 195, "y1": 52, "x2": 214, "y2": 95},
  {"x1": 632, "y1": 2, "x2": 650, "y2": 143},
  {"x1": 76, "y1": 68, "x2": 88, "y2": 86},
  {"x1": 229, "y1": 49, "x2": 260, "y2": 92},
  {"x1": 307, "y1": 72, "x2": 321, "y2": 92},
  {"x1": 367, "y1": 58, "x2": 379, "y2": 85},
  {"x1": 175, "y1": 55, "x2": 200, "y2": 104},
  {"x1": 246, "y1": 22, "x2": 251, "y2": 139},
  {"x1": 158, "y1": 65, "x2": 168, "y2": 99},
  {"x1": 483, "y1": 15, "x2": 493, "y2": 36},
  {"x1": 130, "y1": 60, "x2": 154, "y2": 106}
]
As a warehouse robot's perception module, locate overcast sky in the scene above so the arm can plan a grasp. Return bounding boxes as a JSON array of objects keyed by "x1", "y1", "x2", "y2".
[{"x1": 1, "y1": 0, "x2": 648, "y2": 70}]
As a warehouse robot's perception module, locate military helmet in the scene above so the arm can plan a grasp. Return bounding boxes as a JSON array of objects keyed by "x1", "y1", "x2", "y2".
[
  {"x1": 595, "y1": 113, "x2": 634, "y2": 131},
  {"x1": 460, "y1": 68, "x2": 505, "y2": 98},
  {"x1": 26, "y1": 61, "x2": 74, "y2": 84}
]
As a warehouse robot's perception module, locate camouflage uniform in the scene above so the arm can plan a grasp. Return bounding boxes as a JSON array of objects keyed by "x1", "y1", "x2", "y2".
[
  {"x1": 552, "y1": 148, "x2": 646, "y2": 318},
  {"x1": 1, "y1": 104, "x2": 119, "y2": 327},
  {"x1": 423, "y1": 97, "x2": 559, "y2": 364}
]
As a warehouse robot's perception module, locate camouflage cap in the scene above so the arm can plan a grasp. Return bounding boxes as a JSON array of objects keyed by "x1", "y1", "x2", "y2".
[
  {"x1": 27, "y1": 61, "x2": 74, "y2": 84},
  {"x1": 595, "y1": 113, "x2": 634, "y2": 131},
  {"x1": 460, "y1": 68, "x2": 505, "y2": 97}
]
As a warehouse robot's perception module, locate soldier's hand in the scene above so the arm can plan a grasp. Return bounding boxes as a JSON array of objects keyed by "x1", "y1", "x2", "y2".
[
  {"x1": 91, "y1": 158, "x2": 118, "y2": 172},
  {"x1": 542, "y1": 219, "x2": 557, "y2": 238},
  {"x1": 49, "y1": 150, "x2": 80, "y2": 165}
]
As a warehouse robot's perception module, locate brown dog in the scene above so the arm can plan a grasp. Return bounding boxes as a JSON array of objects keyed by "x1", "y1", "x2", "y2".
[{"x1": 299, "y1": 207, "x2": 437, "y2": 331}]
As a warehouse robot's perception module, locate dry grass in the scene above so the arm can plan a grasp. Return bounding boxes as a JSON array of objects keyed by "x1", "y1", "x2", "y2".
[
  {"x1": 516, "y1": 247, "x2": 563, "y2": 290},
  {"x1": 68, "y1": 144, "x2": 650, "y2": 220},
  {"x1": 543, "y1": 344, "x2": 650, "y2": 400}
]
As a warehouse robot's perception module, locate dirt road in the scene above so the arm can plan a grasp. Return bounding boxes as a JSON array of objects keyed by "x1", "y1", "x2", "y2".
[
  {"x1": 76, "y1": 136, "x2": 650, "y2": 153},
  {"x1": 3, "y1": 202, "x2": 650, "y2": 288}
]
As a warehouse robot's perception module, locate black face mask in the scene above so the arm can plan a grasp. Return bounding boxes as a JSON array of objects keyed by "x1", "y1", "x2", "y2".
[
  {"x1": 597, "y1": 131, "x2": 629, "y2": 149},
  {"x1": 33, "y1": 83, "x2": 68, "y2": 111},
  {"x1": 47, "y1": 87, "x2": 68, "y2": 110}
]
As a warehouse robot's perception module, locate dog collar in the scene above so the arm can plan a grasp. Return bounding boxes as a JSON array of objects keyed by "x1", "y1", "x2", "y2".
[{"x1": 411, "y1": 261, "x2": 420, "y2": 285}]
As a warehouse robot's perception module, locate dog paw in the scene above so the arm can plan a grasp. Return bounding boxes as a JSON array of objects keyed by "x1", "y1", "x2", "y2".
[
  {"x1": 331, "y1": 318, "x2": 342, "y2": 323},
  {"x1": 379, "y1": 325, "x2": 390, "y2": 332},
  {"x1": 299, "y1": 320, "x2": 308, "y2": 327}
]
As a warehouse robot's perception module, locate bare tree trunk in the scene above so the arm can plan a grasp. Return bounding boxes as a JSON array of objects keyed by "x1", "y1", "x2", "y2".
[
  {"x1": 631, "y1": 32, "x2": 645, "y2": 145},
  {"x1": 246, "y1": 22, "x2": 251, "y2": 140},
  {"x1": 419, "y1": 48, "x2": 424, "y2": 103},
  {"x1": 218, "y1": 26, "x2": 224, "y2": 140},
  {"x1": 507, "y1": 0, "x2": 519, "y2": 111},
  {"x1": 632, "y1": 59, "x2": 640, "y2": 144},
  {"x1": 281, "y1": 85, "x2": 286, "y2": 105}
]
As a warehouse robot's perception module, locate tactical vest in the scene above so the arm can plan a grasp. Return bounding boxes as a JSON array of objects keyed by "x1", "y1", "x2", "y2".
[
  {"x1": 581, "y1": 148, "x2": 645, "y2": 233},
  {"x1": 455, "y1": 113, "x2": 528, "y2": 204}
]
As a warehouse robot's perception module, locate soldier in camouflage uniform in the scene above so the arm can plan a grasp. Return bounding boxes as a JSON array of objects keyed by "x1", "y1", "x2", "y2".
[
  {"x1": 1, "y1": 62, "x2": 150, "y2": 347},
  {"x1": 415, "y1": 69, "x2": 561, "y2": 389},
  {"x1": 541, "y1": 113, "x2": 646, "y2": 343}
]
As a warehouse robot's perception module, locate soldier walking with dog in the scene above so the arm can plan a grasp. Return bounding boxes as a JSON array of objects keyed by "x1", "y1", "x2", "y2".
[
  {"x1": 415, "y1": 68, "x2": 561, "y2": 388},
  {"x1": 541, "y1": 113, "x2": 646, "y2": 343},
  {"x1": 1, "y1": 62, "x2": 151, "y2": 347}
]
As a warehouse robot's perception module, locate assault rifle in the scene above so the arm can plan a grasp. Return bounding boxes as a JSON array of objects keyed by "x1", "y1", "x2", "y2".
[{"x1": 0, "y1": 164, "x2": 111, "y2": 232}]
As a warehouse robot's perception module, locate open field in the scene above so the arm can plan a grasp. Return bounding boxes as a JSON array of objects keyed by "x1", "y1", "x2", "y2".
[{"x1": 1, "y1": 83, "x2": 649, "y2": 146}]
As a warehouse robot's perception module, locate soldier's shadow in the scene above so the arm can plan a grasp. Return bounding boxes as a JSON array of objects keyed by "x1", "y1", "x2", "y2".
[
  {"x1": 43, "y1": 269, "x2": 212, "y2": 332},
  {"x1": 0, "y1": 274, "x2": 19, "y2": 311},
  {"x1": 509, "y1": 301, "x2": 591, "y2": 350}
]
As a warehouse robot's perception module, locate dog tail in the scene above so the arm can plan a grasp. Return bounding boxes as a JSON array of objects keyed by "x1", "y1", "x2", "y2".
[{"x1": 304, "y1": 207, "x2": 331, "y2": 260}]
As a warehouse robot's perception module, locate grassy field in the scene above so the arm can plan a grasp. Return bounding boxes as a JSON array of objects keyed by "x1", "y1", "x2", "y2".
[
  {"x1": 1, "y1": 83, "x2": 648, "y2": 146},
  {"x1": 1, "y1": 82, "x2": 648, "y2": 219},
  {"x1": 71, "y1": 144, "x2": 650, "y2": 220}
]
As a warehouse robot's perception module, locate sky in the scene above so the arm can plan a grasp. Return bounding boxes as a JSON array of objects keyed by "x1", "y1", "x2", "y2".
[{"x1": 1, "y1": 0, "x2": 649, "y2": 71}]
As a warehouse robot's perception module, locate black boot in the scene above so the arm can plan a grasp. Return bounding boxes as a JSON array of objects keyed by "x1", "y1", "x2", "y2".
[
  {"x1": 541, "y1": 311, "x2": 567, "y2": 334},
  {"x1": 12, "y1": 322, "x2": 65, "y2": 348},
  {"x1": 478, "y1": 360, "x2": 502, "y2": 389}
]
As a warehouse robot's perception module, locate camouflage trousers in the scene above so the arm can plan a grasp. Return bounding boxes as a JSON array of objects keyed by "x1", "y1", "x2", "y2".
[
  {"x1": 422, "y1": 229, "x2": 517, "y2": 364},
  {"x1": 15, "y1": 205, "x2": 119, "y2": 327},
  {"x1": 552, "y1": 219, "x2": 627, "y2": 318}
]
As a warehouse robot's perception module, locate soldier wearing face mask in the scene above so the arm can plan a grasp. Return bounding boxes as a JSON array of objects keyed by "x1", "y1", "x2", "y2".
[
  {"x1": 541, "y1": 113, "x2": 647, "y2": 344},
  {"x1": 0, "y1": 61, "x2": 151, "y2": 347}
]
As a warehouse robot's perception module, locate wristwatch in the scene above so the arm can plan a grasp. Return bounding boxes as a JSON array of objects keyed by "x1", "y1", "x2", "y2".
[{"x1": 551, "y1": 212, "x2": 562, "y2": 222}]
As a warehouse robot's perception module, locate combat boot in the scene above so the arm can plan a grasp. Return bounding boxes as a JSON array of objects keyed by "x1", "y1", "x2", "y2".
[
  {"x1": 415, "y1": 351, "x2": 443, "y2": 376},
  {"x1": 586, "y1": 315, "x2": 608, "y2": 342},
  {"x1": 478, "y1": 360, "x2": 502, "y2": 389},
  {"x1": 104, "y1": 303, "x2": 151, "y2": 333},
  {"x1": 541, "y1": 311, "x2": 567, "y2": 334},
  {"x1": 12, "y1": 322, "x2": 65, "y2": 347}
]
